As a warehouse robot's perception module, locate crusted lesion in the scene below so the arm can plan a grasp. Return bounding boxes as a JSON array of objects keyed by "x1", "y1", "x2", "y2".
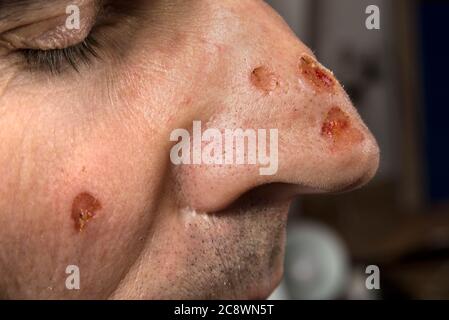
[
  {"x1": 299, "y1": 54, "x2": 336, "y2": 92},
  {"x1": 321, "y1": 107, "x2": 365, "y2": 150},
  {"x1": 321, "y1": 107, "x2": 350, "y2": 139},
  {"x1": 71, "y1": 192, "x2": 102, "y2": 232},
  {"x1": 251, "y1": 66, "x2": 280, "y2": 94}
]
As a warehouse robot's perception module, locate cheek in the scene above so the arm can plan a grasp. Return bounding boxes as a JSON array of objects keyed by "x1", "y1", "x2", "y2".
[
  {"x1": 0, "y1": 88, "x2": 169, "y2": 297},
  {"x1": 51, "y1": 122, "x2": 165, "y2": 242},
  {"x1": 71, "y1": 192, "x2": 103, "y2": 232}
]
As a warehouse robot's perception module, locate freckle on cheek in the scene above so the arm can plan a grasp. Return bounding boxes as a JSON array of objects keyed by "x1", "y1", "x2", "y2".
[
  {"x1": 71, "y1": 192, "x2": 102, "y2": 232},
  {"x1": 321, "y1": 107, "x2": 364, "y2": 149},
  {"x1": 251, "y1": 66, "x2": 279, "y2": 94},
  {"x1": 299, "y1": 54, "x2": 335, "y2": 92}
]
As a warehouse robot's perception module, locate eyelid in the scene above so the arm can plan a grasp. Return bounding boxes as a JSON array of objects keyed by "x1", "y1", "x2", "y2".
[
  {"x1": 1, "y1": 1, "x2": 99, "y2": 51},
  {"x1": 21, "y1": 33, "x2": 101, "y2": 74}
]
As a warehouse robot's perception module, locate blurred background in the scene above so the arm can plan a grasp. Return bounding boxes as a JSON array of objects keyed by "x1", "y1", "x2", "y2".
[{"x1": 265, "y1": 0, "x2": 449, "y2": 299}]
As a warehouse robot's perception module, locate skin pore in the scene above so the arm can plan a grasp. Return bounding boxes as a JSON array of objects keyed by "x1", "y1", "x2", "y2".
[{"x1": 0, "y1": 0, "x2": 379, "y2": 299}]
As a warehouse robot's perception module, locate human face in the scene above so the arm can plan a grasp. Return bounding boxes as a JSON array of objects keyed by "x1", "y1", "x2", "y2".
[{"x1": 0, "y1": 0, "x2": 379, "y2": 299}]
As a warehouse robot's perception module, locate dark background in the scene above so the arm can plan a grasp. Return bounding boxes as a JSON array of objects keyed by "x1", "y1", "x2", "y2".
[{"x1": 265, "y1": 0, "x2": 449, "y2": 300}]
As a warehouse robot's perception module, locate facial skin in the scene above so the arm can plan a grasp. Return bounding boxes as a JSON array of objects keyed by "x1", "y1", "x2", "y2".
[{"x1": 0, "y1": 0, "x2": 379, "y2": 299}]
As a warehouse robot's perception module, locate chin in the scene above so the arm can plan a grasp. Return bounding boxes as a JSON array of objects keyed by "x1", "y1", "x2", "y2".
[
  {"x1": 243, "y1": 254, "x2": 285, "y2": 300},
  {"x1": 115, "y1": 200, "x2": 291, "y2": 300}
]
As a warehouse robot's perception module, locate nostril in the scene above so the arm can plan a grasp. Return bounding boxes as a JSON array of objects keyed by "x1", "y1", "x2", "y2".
[
  {"x1": 214, "y1": 183, "x2": 296, "y2": 213},
  {"x1": 213, "y1": 182, "x2": 325, "y2": 214}
]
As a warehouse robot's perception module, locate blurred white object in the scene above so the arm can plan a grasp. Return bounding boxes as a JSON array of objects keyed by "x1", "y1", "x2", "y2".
[{"x1": 271, "y1": 222, "x2": 350, "y2": 300}]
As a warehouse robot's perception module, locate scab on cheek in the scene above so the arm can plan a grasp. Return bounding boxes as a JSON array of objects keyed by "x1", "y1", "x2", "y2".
[
  {"x1": 321, "y1": 107, "x2": 364, "y2": 150},
  {"x1": 299, "y1": 54, "x2": 336, "y2": 92},
  {"x1": 71, "y1": 192, "x2": 102, "y2": 232}
]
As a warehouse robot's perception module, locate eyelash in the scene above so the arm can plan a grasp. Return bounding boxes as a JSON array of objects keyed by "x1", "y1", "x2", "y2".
[{"x1": 19, "y1": 34, "x2": 101, "y2": 74}]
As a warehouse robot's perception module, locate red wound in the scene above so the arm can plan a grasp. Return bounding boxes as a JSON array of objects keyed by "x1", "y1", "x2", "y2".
[
  {"x1": 299, "y1": 54, "x2": 335, "y2": 92},
  {"x1": 71, "y1": 192, "x2": 102, "y2": 232},
  {"x1": 251, "y1": 66, "x2": 280, "y2": 94},
  {"x1": 322, "y1": 107, "x2": 364, "y2": 149},
  {"x1": 321, "y1": 107, "x2": 350, "y2": 139}
]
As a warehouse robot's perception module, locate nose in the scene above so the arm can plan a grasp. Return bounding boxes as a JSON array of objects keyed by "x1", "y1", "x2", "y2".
[{"x1": 171, "y1": 0, "x2": 379, "y2": 212}]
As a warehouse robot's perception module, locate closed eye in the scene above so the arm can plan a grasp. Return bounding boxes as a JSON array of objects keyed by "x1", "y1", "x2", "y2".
[{"x1": 19, "y1": 32, "x2": 101, "y2": 74}]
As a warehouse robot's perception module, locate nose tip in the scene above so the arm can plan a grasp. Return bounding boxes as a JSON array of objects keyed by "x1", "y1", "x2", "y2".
[
  {"x1": 355, "y1": 131, "x2": 380, "y2": 189},
  {"x1": 290, "y1": 53, "x2": 380, "y2": 193},
  {"x1": 171, "y1": 61, "x2": 380, "y2": 212},
  {"x1": 318, "y1": 105, "x2": 380, "y2": 191},
  {"x1": 169, "y1": 3, "x2": 380, "y2": 213}
]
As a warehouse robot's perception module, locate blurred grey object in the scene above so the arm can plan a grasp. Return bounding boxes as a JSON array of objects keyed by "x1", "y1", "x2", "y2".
[
  {"x1": 271, "y1": 222, "x2": 350, "y2": 300},
  {"x1": 265, "y1": 0, "x2": 311, "y2": 42}
]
